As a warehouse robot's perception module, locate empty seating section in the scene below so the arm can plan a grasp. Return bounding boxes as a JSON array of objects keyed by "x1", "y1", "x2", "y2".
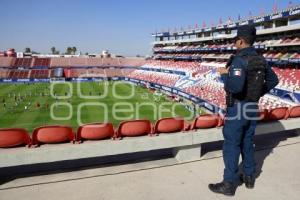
[
  {"x1": 33, "y1": 58, "x2": 50, "y2": 67},
  {"x1": 0, "y1": 69, "x2": 9, "y2": 78},
  {"x1": 184, "y1": 81, "x2": 226, "y2": 109},
  {"x1": 268, "y1": 107, "x2": 289, "y2": 121},
  {"x1": 143, "y1": 60, "x2": 226, "y2": 73},
  {"x1": 144, "y1": 60, "x2": 201, "y2": 73},
  {"x1": 127, "y1": 70, "x2": 180, "y2": 87},
  {"x1": 155, "y1": 52, "x2": 233, "y2": 61},
  {"x1": 287, "y1": 106, "x2": 300, "y2": 118},
  {"x1": 69, "y1": 58, "x2": 89, "y2": 66},
  {"x1": 105, "y1": 68, "x2": 133, "y2": 77},
  {"x1": 0, "y1": 129, "x2": 31, "y2": 148},
  {"x1": 77, "y1": 123, "x2": 115, "y2": 142},
  {"x1": 32, "y1": 126, "x2": 75, "y2": 146},
  {"x1": 116, "y1": 120, "x2": 152, "y2": 138},
  {"x1": 155, "y1": 51, "x2": 300, "y2": 62},
  {"x1": 142, "y1": 60, "x2": 297, "y2": 110},
  {"x1": 30, "y1": 69, "x2": 49, "y2": 79},
  {"x1": 87, "y1": 58, "x2": 103, "y2": 67},
  {"x1": 1, "y1": 105, "x2": 300, "y2": 149},
  {"x1": 14, "y1": 58, "x2": 32, "y2": 68},
  {"x1": 259, "y1": 95, "x2": 295, "y2": 110},
  {"x1": 1, "y1": 57, "x2": 298, "y2": 111},
  {"x1": 0, "y1": 57, "x2": 14, "y2": 67},
  {"x1": 8, "y1": 70, "x2": 30, "y2": 79},
  {"x1": 263, "y1": 52, "x2": 300, "y2": 61},
  {"x1": 0, "y1": 57, "x2": 299, "y2": 120},
  {"x1": 63, "y1": 68, "x2": 132, "y2": 78},
  {"x1": 193, "y1": 66, "x2": 214, "y2": 78},
  {"x1": 64, "y1": 68, "x2": 105, "y2": 78},
  {"x1": 102, "y1": 58, "x2": 120, "y2": 66},
  {"x1": 273, "y1": 67, "x2": 300, "y2": 91},
  {"x1": 118, "y1": 58, "x2": 146, "y2": 67},
  {"x1": 153, "y1": 37, "x2": 300, "y2": 53},
  {"x1": 154, "y1": 38, "x2": 300, "y2": 62},
  {"x1": 154, "y1": 118, "x2": 186, "y2": 134},
  {"x1": 49, "y1": 57, "x2": 145, "y2": 68},
  {"x1": 64, "y1": 69, "x2": 80, "y2": 78},
  {"x1": 192, "y1": 114, "x2": 220, "y2": 129},
  {"x1": 50, "y1": 57, "x2": 70, "y2": 67},
  {"x1": 263, "y1": 37, "x2": 300, "y2": 47},
  {"x1": 153, "y1": 43, "x2": 236, "y2": 52}
]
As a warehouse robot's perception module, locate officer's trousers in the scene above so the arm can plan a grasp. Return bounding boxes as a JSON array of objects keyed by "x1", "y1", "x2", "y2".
[{"x1": 222, "y1": 101, "x2": 259, "y2": 183}]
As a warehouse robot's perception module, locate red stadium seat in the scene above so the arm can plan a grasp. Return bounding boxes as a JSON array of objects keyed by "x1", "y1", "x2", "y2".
[
  {"x1": 77, "y1": 123, "x2": 115, "y2": 142},
  {"x1": 32, "y1": 126, "x2": 75, "y2": 146},
  {"x1": 268, "y1": 107, "x2": 289, "y2": 121},
  {"x1": 154, "y1": 117, "x2": 186, "y2": 134},
  {"x1": 192, "y1": 114, "x2": 220, "y2": 129},
  {"x1": 116, "y1": 120, "x2": 152, "y2": 138},
  {"x1": 259, "y1": 109, "x2": 269, "y2": 122},
  {"x1": 0, "y1": 128, "x2": 31, "y2": 148},
  {"x1": 286, "y1": 106, "x2": 300, "y2": 119}
]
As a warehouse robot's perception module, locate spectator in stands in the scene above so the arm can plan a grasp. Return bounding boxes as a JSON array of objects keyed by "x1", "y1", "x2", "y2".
[{"x1": 209, "y1": 25, "x2": 279, "y2": 196}]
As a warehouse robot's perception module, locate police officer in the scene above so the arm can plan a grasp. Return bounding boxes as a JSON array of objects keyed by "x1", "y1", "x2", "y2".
[{"x1": 209, "y1": 25, "x2": 279, "y2": 196}]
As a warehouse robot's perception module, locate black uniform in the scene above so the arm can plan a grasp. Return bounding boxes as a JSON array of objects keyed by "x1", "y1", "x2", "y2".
[{"x1": 209, "y1": 25, "x2": 279, "y2": 196}]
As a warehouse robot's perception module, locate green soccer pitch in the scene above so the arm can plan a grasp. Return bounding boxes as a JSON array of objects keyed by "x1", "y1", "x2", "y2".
[{"x1": 0, "y1": 81, "x2": 204, "y2": 133}]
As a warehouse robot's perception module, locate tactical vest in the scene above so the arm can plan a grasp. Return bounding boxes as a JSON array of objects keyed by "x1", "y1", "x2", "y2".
[{"x1": 226, "y1": 54, "x2": 267, "y2": 106}]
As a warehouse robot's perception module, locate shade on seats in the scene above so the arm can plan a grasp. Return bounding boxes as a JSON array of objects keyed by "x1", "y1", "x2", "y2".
[
  {"x1": 192, "y1": 114, "x2": 220, "y2": 129},
  {"x1": 116, "y1": 120, "x2": 152, "y2": 138},
  {"x1": 0, "y1": 128, "x2": 31, "y2": 148},
  {"x1": 154, "y1": 117, "x2": 185, "y2": 134},
  {"x1": 77, "y1": 123, "x2": 114, "y2": 141},
  {"x1": 268, "y1": 107, "x2": 289, "y2": 121},
  {"x1": 32, "y1": 126, "x2": 75, "y2": 146},
  {"x1": 286, "y1": 106, "x2": 300, "y2": 118}
]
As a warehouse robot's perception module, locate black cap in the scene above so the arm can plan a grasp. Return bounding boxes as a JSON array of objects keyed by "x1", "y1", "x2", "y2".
[{"x1": 234, "y1": 25, "x2": 257, "y2": 41}]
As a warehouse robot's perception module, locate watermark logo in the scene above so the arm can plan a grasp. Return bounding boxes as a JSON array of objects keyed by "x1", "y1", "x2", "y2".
[{"x1": 49, "y1": 78, "x2": 196, "y2": 126}]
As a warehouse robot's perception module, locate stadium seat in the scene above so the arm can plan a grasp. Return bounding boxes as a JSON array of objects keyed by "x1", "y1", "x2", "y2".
[
  {"x1": 116, "y1": 120, "x2": 152, "y2": 138},
  {"x1": 14, "y1": 58, "x2": 32, "y2": 68},
  {"x1": 0, "y1": 128, "x2": 31, "y2": 148},
  {"x1": 154, "y1": 117, "x2": 186, "y2": 134},
  {"x1": 286, "y1": 106, "x2": 300, "y2": 119},
  {"x1": 259, "y1": 109, "x2": 269, "y2": 122},
  {"x1": 33, "y1": 58, "x2": 51, "y2": 67},
  {"x1": 77, "y1": 123, "x2": 115, "y2": 142},
  {"x1": 32, "y1": 126, "x2": 75, "y2": 146},
  {"x1": 268, "y1": 107, "x2": 289, "y2": 121},
  {"x1": 218, "y1": 116, "x2": 225, "y2": 127},
  {"x1": 192, "y1": 114, "x2": 220, "y2": 129}
]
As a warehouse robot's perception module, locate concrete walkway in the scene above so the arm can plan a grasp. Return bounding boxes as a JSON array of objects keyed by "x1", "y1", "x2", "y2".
[{"x1": 0, "y1": 133, "x2": 300, "y2": 200}]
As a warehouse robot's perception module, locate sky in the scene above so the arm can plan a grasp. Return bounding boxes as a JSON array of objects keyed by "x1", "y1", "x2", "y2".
[{"x1": 0, "y1": 0, "x2": 299, "y2": 56}]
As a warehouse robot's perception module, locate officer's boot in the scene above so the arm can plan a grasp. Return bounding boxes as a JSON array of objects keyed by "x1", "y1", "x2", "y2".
[
  {"x1": 240, "y1": 174, "x2": 255, "y2": 189},
  {"x1": 208, "y1": 181, "x2": 236, "y2": 196}
]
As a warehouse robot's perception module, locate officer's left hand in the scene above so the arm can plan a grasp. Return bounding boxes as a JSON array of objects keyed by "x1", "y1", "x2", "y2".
[{"x1": 217, "y1": 67, "x2": 229, "y2": 75}]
